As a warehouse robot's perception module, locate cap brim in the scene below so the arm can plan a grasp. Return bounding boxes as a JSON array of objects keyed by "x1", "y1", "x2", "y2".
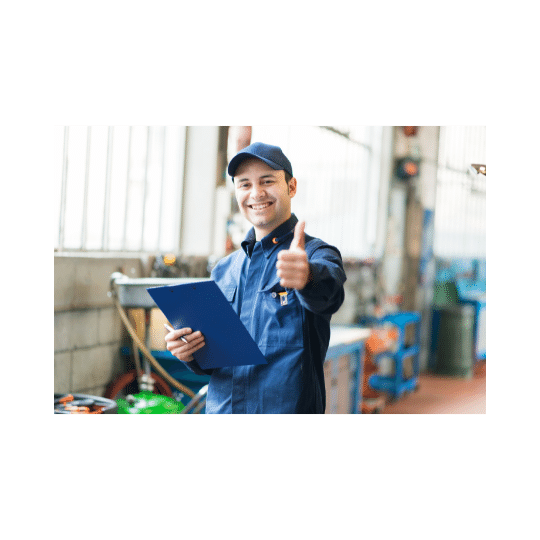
[{"x1": 228, "y1": 152, "x2": 283, "y2": 179}]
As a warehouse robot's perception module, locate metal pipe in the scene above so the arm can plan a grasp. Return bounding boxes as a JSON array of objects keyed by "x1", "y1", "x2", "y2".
[
  {"x1": 122, "y1": 126, "x2": 132, "y2": 251},
  {"x1": 58, "y1": 126, "x2": 69, "y2": 250},
  {"x1": 102, "y1": 126, "x2": 114, "y2": 251},
  {"x1": 81, "y1": 127, "x2": 91, "y2": 250},
  {"x1": 140, "y1": 126, "x2": 151, "y2": 251},
  {"x1": 362, "y1": 127, "x2": 374, "y2": 255},
  {"x1": 178, "y1": 126, "x2": 190, "y2": 252},
  {"x1": 157, "y1": 126, "x2": 167, "y2": 250}
]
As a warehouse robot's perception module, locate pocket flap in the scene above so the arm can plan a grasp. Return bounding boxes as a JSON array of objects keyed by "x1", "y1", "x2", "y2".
[
  {"x1": 222, "y1": 286, "x2": 237, "y2": 302},
  {"x1": 259, "y1": 278, "x2": 285, "y2": 294}
]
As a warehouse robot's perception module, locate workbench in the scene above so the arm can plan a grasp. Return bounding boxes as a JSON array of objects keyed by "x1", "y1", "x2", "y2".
[{"x1": 324, "y1": 325, "x2": 371, "y2": 414}]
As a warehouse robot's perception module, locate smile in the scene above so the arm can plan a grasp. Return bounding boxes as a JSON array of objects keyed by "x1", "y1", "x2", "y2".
[{"x1": 248, "y1": 202, "x2": 273, "y2": 210}]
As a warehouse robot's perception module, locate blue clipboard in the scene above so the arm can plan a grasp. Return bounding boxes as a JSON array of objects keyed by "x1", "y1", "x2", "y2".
[{"x1": 146, "y1": 280, "x2": 267, "y2": 370}]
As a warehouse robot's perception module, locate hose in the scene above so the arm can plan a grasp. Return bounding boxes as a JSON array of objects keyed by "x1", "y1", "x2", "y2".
[{"x1": 110, "y1": 292, "x2": 196, "y2": 399}]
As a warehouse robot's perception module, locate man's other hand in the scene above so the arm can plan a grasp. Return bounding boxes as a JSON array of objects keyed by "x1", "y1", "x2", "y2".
[{"x1": 165, "y1": 327, "x2": 205, "y2": 362}]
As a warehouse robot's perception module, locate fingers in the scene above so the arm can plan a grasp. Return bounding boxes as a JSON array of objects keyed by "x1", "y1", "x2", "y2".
[
  {"x1": 276, "y1": 253, "x2": 308, "y2": 274},
  {"x1": 165, "y1": 328, "x2": 206, "y2": 362},
  {"x1": 276, "y1": 260, "x2": 308, "y2": 276},
  {"x1": 164, "y1": 326, "x2": 193, "y2": 341},
  {"x1": 277, "y1": 268, "x2": 305, "y2": 282},
  {"x1": 166, "y1": 329, "x2": 203, "y2": 347},
  {"x1": 290, "y1": 220, "x2": 305, "y2": 251},
  {"x1": 277, "y1": 250, "x2": 307, "y2": 262},
  {"x1": 169, "y1": 338, "x2": 206, "y2": 362},
  {"x1": 276, "y1": 243, "x2": 309, "y2": 289},
  {"x1": 182, "y1": 340, "x2": 206, "y2": 358},
  {"x1": 278, "y1": 264, "x2": 309, "y2": 287}
]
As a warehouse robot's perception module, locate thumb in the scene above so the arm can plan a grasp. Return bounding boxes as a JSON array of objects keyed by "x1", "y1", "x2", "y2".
[{"x1": 290, "y1": 220, "x2": 306, "y2": 251}]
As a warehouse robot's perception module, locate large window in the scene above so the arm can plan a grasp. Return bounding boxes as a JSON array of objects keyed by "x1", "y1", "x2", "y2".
[
  {"x1": 55, "y1": 126, "x2": 187, "y2": 253},
  {"x1": 434, "y1": 126, "x2": 486, "y2": 258},
  {"x1": 247, "y1": 126, "x2": 387, "y2": 259}
]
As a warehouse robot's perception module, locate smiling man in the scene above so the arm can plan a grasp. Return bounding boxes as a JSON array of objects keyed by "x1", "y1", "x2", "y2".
[{"x1": 165, "y1": 142, "x2": 346, "y2": 413}]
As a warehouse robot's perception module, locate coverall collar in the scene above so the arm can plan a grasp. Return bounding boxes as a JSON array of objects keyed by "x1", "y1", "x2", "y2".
[{"x1": 241, "y1": 214, "x2": 299, "y2": 259}]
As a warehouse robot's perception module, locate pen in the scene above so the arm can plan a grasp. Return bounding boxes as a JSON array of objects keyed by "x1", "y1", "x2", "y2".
[{"x1": 164, "y1": 323, "x2": 189, "y2": 344}]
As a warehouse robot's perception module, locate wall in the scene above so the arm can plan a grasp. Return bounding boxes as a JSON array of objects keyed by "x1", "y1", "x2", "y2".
[{"x1": 54, "y1": 254, "x2": 144, "y2": 396}]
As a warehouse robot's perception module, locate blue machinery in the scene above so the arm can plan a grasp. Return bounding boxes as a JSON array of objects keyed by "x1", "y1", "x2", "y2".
[
  {"x1": 368, "y1": 312, "x2": 421, "y2": 400},
  {"x1": 325, "y1": 315, "x2": 422, "y2": 411},
  {"x1": 324, "y1": 326, "x2": 371, "y2": 414}
]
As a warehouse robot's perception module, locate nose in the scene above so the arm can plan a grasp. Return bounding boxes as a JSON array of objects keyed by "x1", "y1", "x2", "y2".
[{"x1": 250, "y1": 184, "x2": 266, "y2": 200}]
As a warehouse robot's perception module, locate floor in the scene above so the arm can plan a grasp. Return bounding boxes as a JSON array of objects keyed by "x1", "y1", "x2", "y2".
[{"x1": 377, "y1": 360, "x2": 486, "y2": 414}]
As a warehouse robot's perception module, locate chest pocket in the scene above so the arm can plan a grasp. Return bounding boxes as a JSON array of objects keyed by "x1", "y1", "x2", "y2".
[
  {"x1": 258, "y1": 280, "x2": 304, "y2": 348},
  {"x1": 222, "y1": 286, "x2": 236, "y2": 303}
]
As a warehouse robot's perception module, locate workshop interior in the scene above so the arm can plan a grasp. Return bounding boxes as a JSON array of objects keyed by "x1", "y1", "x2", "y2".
[{"x1": 54, "y1": 125, "x2": 486, "y2": 414}]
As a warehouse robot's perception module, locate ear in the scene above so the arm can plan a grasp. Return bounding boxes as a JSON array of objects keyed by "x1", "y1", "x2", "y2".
[{"x1": 287, "y1": 176, "x2": 297, "y2": 198}]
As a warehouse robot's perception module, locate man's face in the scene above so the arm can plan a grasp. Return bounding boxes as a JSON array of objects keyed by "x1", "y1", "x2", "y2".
[{"x1": 234, "y1": 158, "x2": 297, "y2": 240}]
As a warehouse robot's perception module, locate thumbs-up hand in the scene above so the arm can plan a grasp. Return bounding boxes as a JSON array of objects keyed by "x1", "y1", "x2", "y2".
[{"x1": 276, "y1": 221, "x2": 310, "y2": 290}]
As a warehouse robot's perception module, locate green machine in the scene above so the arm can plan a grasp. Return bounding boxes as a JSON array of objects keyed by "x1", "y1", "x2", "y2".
[
  {"x1": 116, "y1": 385, "x2": 208, "y2": 414},
  {"x1": 116, "y1": 392, "x2": 186, "y2": 414}
]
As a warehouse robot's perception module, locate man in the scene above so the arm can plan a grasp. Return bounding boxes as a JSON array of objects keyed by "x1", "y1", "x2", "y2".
[{"x1": 165, "y1": 142, "x2": 346, "y2": 413}]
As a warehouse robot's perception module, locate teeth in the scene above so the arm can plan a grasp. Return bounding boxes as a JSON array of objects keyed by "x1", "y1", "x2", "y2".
[{"x1": 251, "y1": 202, "x2": 271, "y2": 210}]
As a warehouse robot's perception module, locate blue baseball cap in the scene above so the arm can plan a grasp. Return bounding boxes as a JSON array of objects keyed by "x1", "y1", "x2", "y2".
[{"x1": 228, "y1": 142, "x2": 293, "y2": 181}]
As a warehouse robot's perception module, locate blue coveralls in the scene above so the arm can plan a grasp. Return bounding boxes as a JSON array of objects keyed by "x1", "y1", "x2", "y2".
[{"x1": 185, "y1": 214, "x2": 346, "y2": 413}]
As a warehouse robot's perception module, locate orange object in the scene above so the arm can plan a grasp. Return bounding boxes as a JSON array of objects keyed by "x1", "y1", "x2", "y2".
[
  {"x1": 402, "y1": 126, "x2": 418, "y2": 137},
  {"x1": 361, "y1": 327, "x2": 399, "y2": 410},
  {"x1": 88, "y1": 406, "x2": 105, "y2": 414},
  {"x1": 64, "y1": 405, "x2": 90, "y2": 413},
  {"x1": 163, "y1": 254, "x2": 176, "y2": 266},
  {"x1": 404, "y1": 162, "x2": 418, "y2": 176},
  {"x1": 55, "y1": 394, "x2": 109, "y2": 414}
]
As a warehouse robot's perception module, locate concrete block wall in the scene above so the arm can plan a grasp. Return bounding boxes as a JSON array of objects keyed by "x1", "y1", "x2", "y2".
[{"x1": 54, "y1": 254, "x2": 144, "y2": 396}]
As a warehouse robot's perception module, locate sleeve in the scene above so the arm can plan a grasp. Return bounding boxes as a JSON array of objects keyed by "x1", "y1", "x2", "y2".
[{"x1": 296, "y1": 243, "x2": 347, "y2": 316}]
